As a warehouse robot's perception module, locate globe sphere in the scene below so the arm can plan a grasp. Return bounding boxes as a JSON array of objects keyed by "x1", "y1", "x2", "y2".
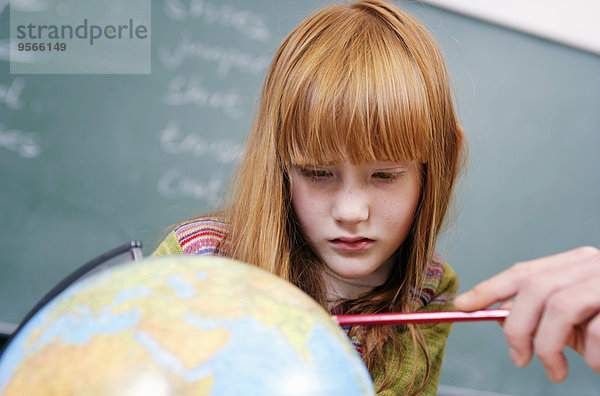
[{"x1": 0, "y1": 255, "x2": 374, "y2": 395}]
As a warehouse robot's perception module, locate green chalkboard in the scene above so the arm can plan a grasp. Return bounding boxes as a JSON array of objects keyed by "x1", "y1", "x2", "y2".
[
  {"x1": 1, "y1": 1, "x2": 599, "y2": 394},
  {"x1": 0, "y1": 0, "x2": 322, "y2": 327}
]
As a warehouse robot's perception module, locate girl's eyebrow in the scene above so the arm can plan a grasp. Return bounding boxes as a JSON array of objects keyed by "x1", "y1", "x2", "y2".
[
  {"x1": 291, "y1": 163, "x2": 332, "y2": 169},
  {"x1": 373, "y1": 164, "x2": 409, "y2": 169},
  {"x1": 371, "y1": 163, "x2": 411, "y2": 170}
]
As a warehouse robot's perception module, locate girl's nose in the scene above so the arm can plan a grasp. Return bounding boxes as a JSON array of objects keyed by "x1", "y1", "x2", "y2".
[{"x1": 331, "y1": 186, "x2": 369, "y2": 224}]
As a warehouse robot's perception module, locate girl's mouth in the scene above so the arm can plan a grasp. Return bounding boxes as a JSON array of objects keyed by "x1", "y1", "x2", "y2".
[{"x1": 329, "y1": 237, "x2": 375, "y2": 251}]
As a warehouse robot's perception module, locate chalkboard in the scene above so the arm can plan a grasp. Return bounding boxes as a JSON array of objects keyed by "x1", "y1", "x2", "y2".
[
  {"x1": 1, "y1": 1, "x2": 599, "y2": 394},
  {"x1": 0, "y1": 0, "x2": 321, "y2": 326}
]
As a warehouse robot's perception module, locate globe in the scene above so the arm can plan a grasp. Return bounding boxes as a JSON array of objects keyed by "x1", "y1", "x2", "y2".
[{"x1": 0, "y1": 255, "x2": 374, "y2": 395}]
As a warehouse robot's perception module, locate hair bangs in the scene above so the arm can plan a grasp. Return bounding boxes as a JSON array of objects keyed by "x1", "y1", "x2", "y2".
[{"x1": 277, "y1": 5, "x2": 434, "y2": 169}]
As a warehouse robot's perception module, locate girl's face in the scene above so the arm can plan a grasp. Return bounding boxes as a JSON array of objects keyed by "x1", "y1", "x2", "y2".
[{"x1": 291, "y1": 160, "x2": 422, "y2": 281}]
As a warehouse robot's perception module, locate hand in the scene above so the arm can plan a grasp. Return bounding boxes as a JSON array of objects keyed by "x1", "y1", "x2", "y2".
[{"x1": 454, "y1": 246, "x2": 600, "y2": 382}]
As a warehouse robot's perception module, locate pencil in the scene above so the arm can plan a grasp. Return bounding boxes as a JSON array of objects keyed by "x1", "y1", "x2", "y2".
[{"x1": 333, "y1": 309, "x2": 509, "y2": 326}]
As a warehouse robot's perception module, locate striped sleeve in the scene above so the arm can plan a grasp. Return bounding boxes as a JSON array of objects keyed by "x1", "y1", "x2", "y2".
[
  {"x1": 411, "y1": 254, "x2": 456, "y2": 310},
  {"x1": 151, "y1": 217, "x2": 231, "y2": 257},
  {"x1": 151, "y1": 230, "x2": 184, "y2": 257},
  {"x1": 174, "y1": 217, "x2": 230, "y2": 255}
]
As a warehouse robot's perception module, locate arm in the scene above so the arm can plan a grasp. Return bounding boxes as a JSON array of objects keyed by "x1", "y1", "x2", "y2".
[
  {"x1": 454, "y1": 246, "x2": 600, "y2": 382},
  {"x1": 151, "y1": 231, "x2": 184, "y2": 257}
]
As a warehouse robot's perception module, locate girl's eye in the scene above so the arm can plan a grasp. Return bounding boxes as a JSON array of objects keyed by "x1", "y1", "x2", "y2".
[
  {"x1": 372, "y1": 171, "x2": 404, "y2": 183},
  {"x1": 298, "y1": 167, "x2": 332, "y2": 181}
]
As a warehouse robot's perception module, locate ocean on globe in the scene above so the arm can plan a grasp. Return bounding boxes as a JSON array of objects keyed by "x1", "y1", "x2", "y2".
[{"x1": 0, "y1": 255, "x2": 374, "y2": 395}]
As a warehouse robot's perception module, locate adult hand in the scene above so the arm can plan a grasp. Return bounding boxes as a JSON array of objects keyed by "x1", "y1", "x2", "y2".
[{"x1": 454, "y1": 246, "x2": 600, "y2": 382}]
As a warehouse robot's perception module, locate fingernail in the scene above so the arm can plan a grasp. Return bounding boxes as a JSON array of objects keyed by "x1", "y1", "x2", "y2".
[
  {"x1": 453, "y1": 291, "x2": 472, "y2": 307},
  {"x1": 509, "y1": 348, "x2": 526, "y2": 367}
]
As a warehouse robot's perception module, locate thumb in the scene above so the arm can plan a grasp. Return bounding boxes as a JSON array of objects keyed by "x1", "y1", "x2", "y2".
[
  {"x1": 453, "y1": 289, "x2": 482, "y2": 311},
  {"x1": 454, "y1": 270, "x2": 522, "y2": 311}
]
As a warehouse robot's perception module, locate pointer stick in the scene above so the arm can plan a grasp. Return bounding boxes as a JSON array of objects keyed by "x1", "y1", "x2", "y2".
[{"x1": 333, "y1": 309, "x2": 509, "y2": 326}]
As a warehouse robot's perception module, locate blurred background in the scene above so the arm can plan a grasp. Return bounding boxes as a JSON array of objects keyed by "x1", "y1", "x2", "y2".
[{"x1": 1, "y1": 1, "x2": 599, "y2": 394}]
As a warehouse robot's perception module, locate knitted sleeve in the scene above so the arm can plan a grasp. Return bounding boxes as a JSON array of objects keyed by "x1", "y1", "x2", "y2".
[
  {"x1": 151, "y1": 217, "x2": 230, "y2": 257},
  {"x1": 151, "y1": 230, "x2": 184, "y2": 257},
  {"x1": 373, "y1": 262, "x2": 459, "y2": 395}
]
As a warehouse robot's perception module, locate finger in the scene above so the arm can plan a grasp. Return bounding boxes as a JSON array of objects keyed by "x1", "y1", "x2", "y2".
[
  {"x1": 493, "y1": 300, "x2": 514, "y2": 327},
  {"x1": 454, "y1": 247, "x2": 599, "y2": 311},
  {"x1": 583, "y1": 313, "x2": 600, "y2": 375},
  {"x1": 502, "y1": 257, "x2": 600, "y2": 370},
  {"x1": 453, "y1": 268, "x2": 525, "y2": 312},
  {"x1": 534, "y1": 277, "x2": 600, "y2": 382}
]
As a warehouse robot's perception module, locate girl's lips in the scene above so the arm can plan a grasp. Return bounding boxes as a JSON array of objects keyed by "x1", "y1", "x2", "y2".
[{"x1": 329, "y1": 238, "x2": 375, "y2": 251}]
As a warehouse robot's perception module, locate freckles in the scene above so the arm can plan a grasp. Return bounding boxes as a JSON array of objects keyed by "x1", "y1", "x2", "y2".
[
  {"x1": 377, "y1": 195, "x2": 417, "y2": 225},
  {"x1": 292, "y1": 183, "x2": 324, "y2": 215}
]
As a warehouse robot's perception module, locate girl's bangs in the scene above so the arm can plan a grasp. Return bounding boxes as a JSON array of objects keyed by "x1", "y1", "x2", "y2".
[{"x1": 278, "y1": 9, "x2": 434, "y2": 168}]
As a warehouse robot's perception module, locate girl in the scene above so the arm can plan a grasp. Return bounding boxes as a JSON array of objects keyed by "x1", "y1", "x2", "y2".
[{"x1": 153, "y1": 0, "x2": 600, "y2": 393}]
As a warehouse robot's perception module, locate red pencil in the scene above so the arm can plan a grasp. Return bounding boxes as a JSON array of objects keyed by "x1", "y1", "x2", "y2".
[{"x1": 333, "y1": 309, "x2": 509, "y2": 326}]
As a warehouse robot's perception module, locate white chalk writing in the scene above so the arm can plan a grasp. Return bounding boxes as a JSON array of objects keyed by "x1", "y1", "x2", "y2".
[
  {"x1": 162, "y1": 0, "x2": 270, "y2": 41},
  {"x1": 160, "y1": 121, "x2": 243, "y2": 163},
  {"x1": 164, "y1": 74, "x2": 243, "y2": 119},
  {"x1": 158, "y1": 30, "x2": 270, "y2": 75},
  {"x1": 158, "y1": 167, "x2": 223, "y2": 205},
  {"x1": 0, "y1": 124, "x2": 42, "y2": 158},
  {"x1": 0, "y1": 78, "x2": 25, "y2": 110}
]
